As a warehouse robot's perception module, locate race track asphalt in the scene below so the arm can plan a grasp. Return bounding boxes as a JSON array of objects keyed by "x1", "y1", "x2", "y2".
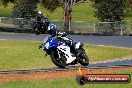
[{"x1": 0, "y1": 33, "x2": 132, "y2": 48}]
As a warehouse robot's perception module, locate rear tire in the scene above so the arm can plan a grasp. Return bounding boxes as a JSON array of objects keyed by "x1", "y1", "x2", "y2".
[{"x1": 50, "y1": 50, "x2": 66, "y2": 68}]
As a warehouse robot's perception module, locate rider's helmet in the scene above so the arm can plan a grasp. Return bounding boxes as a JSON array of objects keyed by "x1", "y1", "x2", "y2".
[
  {"x1": 47, "y1": 24, "x2": 57, "y2": 36},
  {"x1": 38, "y1": 11, "x2": 42, "y2": 15},
  {"x1": 37, "y1": 11, "x2": 43, "y2": 18},
  {"x1": 37, "y1": 11, "x2": 43, "y2": 21}
]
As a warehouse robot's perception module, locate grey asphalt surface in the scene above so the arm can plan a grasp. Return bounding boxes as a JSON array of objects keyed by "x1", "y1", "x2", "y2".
[
  {"x1": 0, "y1": 33, "x2": 132, "y2": 48},
  {"x1": 89, "y1": 58, "x2": 132, "y2": 67}
]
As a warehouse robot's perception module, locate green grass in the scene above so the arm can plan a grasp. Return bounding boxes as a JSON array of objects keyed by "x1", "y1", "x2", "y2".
[
  {"x1": 124, "y1": 17, "x2": 132, "y2": 23},
  {"x1": 0, "y1": 71, "x2": 132, "y2": 88},
  {"x1": 0, "y1": 2, "x2": 97, "y2": 22},
  {"x1": 0, "y1": 40, "x2": 132, "y2": 70},
  {"x1": 37, "y1": 2, "x2": 97, "y2": 22},
  {"x1": 0, "y1": 3, "x2": 13, "y2": 17},
  {"x1": 84, "y1": 45, "x2": 132, "y2": 62},
  {"x1": 0, "y1": 40, "x2": 54, "y2": 70}
]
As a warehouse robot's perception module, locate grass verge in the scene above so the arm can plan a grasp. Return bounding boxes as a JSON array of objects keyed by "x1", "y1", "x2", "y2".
[
  {"x1": 0, "y1": 71, "x2": 132, "y2": 88},
  {"x1": 0, "y1": 40, "x2": 132, "y2": 70}
]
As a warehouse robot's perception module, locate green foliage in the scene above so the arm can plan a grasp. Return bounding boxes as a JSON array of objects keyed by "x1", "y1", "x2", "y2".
[
  {"x1": 124, "y1": 0, "x2": 132, "y2": 12},
  {"x1": 0, "y1": 2, "x2": 97, "y2": 22},
  {"x1": 92, "y1": 0, "x2": 127, "y2": 22},
  {"x1": 12, "y1": 0, "x2": 38, "y2": 19},
  {"x1": 0, "y1": 3, "x2": 13, "y2": 17},
  {"x1": 1, "y1": 0, "x2": 15, "y2": 6},
  {"x1": 0, "y1": 0, "x2": 131, "y2": 22},
  {"x1": 41, "y1": 0, "x2": 61, "y2": 11},
  {"x1": 90, "y1": 0, "x2": 128, "y2": 34},
  {"x1": 41, "y1": 0, "x2": 87, "y2": 12}
]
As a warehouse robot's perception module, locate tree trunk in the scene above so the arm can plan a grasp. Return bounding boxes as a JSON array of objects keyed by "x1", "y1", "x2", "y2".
[{"x1": 63, "y1": 8, "x2": 71, "y2": 32}]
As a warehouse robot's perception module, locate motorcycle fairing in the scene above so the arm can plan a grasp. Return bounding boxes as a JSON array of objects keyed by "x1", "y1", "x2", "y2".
[
  {"x1": 44, "y1": 35, "x2": 59, "y2": 50},
  {"x1": 44, "y1": 35, "x2": 76, "y2": 64},
  {"x1": 57, "y1": 44, "x2": 76, "y2": 64}
]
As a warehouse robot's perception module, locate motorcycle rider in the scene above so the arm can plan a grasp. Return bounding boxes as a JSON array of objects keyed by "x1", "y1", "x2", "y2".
[
  {"x1": 47, "y1": 24, "x2": 57, "y2": 37},
  {"x1": 49, "y1": 25, "x2": 89, "y2": 65},
  {"x1": 36, "y1": 11, "x2": 50, "y2": 27},
  {"x1": 44, "y1": 24, "x2": 83, "y2": 59},
  {"x1": 39, "y1": 24, "x2": 89, "y2": 66},
  {"x1": 39, "y1": 24, "x2": 89, "y2": 67},
  {"x1": 39, "y1": 24, "x2": 72, "y2": 49},
  {"x1": 36, "y1": 11, "x2": 44, "y2": 22},
  {"x1": 47, "y1": 24, "x2": 73, "y2": 46},
  {"x1": 34, "y1": 11, "x2": 49, "y2": 34}
]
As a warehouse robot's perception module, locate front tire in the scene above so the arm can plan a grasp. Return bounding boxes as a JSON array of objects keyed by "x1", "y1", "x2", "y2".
[
  {"x1": 78, "y1": 49, "x2": 89, "y2": 66},
  {"x1": 79, "y1": 53, "x2": 89, "y2": 66},
  {"x1": 33, "y1": 24, "x2": 40, "y2": 35},
  {"x1": 50, "y1": 50, "x2": 66, "y2": 68}
]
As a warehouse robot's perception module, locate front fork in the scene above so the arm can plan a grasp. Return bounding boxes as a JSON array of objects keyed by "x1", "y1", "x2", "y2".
[{"x1": 57, "y1": 49, "x2": 61, "y2": 59}]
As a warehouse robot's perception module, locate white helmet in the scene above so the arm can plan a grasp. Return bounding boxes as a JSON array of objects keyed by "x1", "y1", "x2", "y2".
[{"x1": 38, "y1": 11, "x2": 42, "y2": 14}]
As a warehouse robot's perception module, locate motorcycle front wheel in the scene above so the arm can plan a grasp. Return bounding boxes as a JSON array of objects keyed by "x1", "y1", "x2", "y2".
[
  {"x1": 33, "y1": 25, "x2": 40, "y2": 35},
  {"x1": 50, "y1": 50, "x2": 67, "y2": 68},
  {"x1": 78, "y1": 49, "x2": 89, "y2": 66}
]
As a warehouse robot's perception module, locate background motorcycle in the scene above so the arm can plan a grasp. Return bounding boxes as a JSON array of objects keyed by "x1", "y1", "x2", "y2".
[
  {"x1": 39, "y1": 34, "x2": 89, "y2": 68},
  {"x1": 33, "y1": 18, "x2": 49, "y2": 35}
]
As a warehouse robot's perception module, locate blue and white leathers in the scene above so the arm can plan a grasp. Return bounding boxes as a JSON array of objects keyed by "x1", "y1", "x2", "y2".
[{"x1": 43, "y1": 35, "x2": 76, "y2": 64}]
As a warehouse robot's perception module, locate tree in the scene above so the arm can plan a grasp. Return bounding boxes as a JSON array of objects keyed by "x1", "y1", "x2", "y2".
[
  {"x1": 42, "y1": 0, "x2": 86, "y2": 31},
  {"x1": 41, "y1": 0, "x2": 61, "y2": 11},
  {"x1": 92, "y1": 0, "x2": 127, "y2": 22},
  {"x1": 12, "y1": 0, "x2": 38, "y2": 19},
  {"x1": 59, "y1": 0, "x2": 75, "y2": 31},
  {"x1": 1, "y1": 0, "x2": 86, "y2": 31},
  {"x1": 91, "y1": 0, "x2": 128, "y2": 35}
]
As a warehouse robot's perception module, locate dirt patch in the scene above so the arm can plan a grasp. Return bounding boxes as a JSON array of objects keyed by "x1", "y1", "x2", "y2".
[
  {"x1": 0, "y1": 67, "x2": 132, "y2": 83},
  {"x1": 0, "y1": 23, "x2": 16, "y2": 28}
]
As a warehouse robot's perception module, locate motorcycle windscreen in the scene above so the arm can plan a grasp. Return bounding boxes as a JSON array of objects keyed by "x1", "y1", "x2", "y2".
[{"x1": 44, "y1": 36, "x2": 59, "y2": 49}]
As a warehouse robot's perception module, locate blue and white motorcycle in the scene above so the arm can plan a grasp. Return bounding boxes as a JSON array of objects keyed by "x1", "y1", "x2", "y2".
[{"x1": 39, "y1": 34, "x2": 89, "y2": 68}]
